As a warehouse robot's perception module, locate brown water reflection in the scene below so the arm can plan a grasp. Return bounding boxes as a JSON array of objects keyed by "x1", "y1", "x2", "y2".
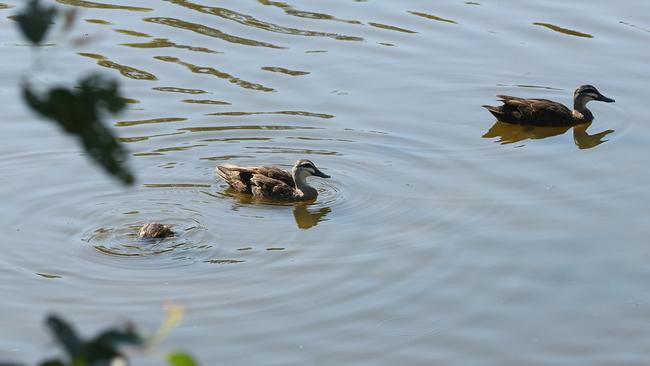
[
  {"x1": 261, "y1": 66, "x2": 310, "y2": 76},
  {"x1": 257, "y1": 0, "x2": 362, "y2": 24},
  {"x1": 117, "y1": 131, "x2": 185, "y2": 143},
  {"x1": 368, "y1": 22, "x2": 417, "y2": 34},
  {"x1": 122, "y1": 38, "x2": 219, "y2": 54},
  {"x1": 178, "y1": 125, "x2": 318, "y2": 133},
  {"x1": 246, "y1": 146, "x2": 340, "y2": 155},
  {"x1": 85, "y1": 18, "x2": 111, "y2": 25},
  {"x1": 143, "y1": 17, "x2": 284, "y2": 49},
  {"x1": 199, "y1": 155, "x2": 255, "y2": 161},
  {"x1": 408, "y1": 11, "x2": 457, "y2": 24},
  {"x1": 114, "y1": 29, "x2": 151, "y2": 38},
  {"x1": 182, "y1": 99, "x2": 231, "y2": 105},
  {"x1": 115, "y1": 117, "x2": 187, "y2": 127},
  {"x1": 164, "y1": 0, "x2": 364, "y2": 41},
  {"x1": 152, "y1": 86, "x2": 207, "y2": 94},
  {"x1": 206, "y1": 111, "x2": 334, "y2": 119},
  {"x1": 78, "y1": 52, "x2": 157, "y2": 80},
  {"x1": 204, "y1": 259, "x2": 245, "y2": 264},
  {"x1": 154, "y1": 56, "x2": 274, "y2": 92},
  {"x1": 56, "y1": 0, "x2": 152, "y2": 11},
  {"x1": 483, "y1": 121, "x2": 614, "y2": 149},
  {"x1": 533, "y1": 22, "x2": 594, "y2": 38}
]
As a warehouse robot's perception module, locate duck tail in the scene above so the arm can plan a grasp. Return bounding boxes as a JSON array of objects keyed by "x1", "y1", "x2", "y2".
[
  {"x1": 215, "y1": 165, "x2": 230, "y2": 181},
  {"x1": 482, "y1": 105, "x2": 504, "y2": 119},
  {"x1": 215, "y1": 164, "x2": 254, "y2": 193}
]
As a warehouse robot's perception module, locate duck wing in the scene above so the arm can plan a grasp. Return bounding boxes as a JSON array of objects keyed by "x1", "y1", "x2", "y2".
[
  {"x1": 255, "y1": 166, "x2": 295, "y2": 187},
  {"x1": 216, "y1": 164, "x2": 295, "y2": 194},
  {"x1": 215, "y1": 164, "x2": 257, "y2": 193},
  {"x1": 250, "y1": 174, "x2": 297, "y2": 200},
  {"x1": 484, "y1": 95, "x2": 573, "y2": 126}
]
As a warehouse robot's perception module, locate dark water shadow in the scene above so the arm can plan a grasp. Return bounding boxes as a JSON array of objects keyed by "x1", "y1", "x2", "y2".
[{"x1": 483, "y1": 121, "x2": 614, "y2": 149}]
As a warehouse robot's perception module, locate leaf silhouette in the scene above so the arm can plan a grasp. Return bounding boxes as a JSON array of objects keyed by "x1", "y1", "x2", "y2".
[
  {"x1": 23, "y1": 75, "x2": 134, "y2": 184},
  {"x1": 15, "y1": 0, "x2": 57, "y2": 45}
]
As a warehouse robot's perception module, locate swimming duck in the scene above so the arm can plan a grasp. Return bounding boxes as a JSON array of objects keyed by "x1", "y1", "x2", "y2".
[
  {"x1": 216, "y1": 159, "x2": 330, "y2": 201},
  {"x1": 138, "y1": 222, "x2": 174, "y2": 238},
  {"x1": 483, "y1": 85, "x2": 615, "y2": 126}
]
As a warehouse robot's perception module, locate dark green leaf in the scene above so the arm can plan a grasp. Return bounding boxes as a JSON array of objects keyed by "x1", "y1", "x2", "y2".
[
  {"x1": 37, "y1": 360, "x2": 65, "y2": 366},
  {"x1": 45, "y1": 315, "x2": 82, "y2": 358},
  {"x1": 15, "y1": 0, "x2": 57, "y2": 44},
  {"x1": 22, "y1": 75, "x2": 134, "y2": 185},
  {"x1": 93, "y1": 328, "x2": 143, "y2": 348},
  {"x1": 78, "y1": 324, "x2": 141, "y2": 365},
  {"x1": 167, "y1": 351, "x2": 199, "y2": 366},
  {"x1": 80, "y1": 342, "x2": 121, "y2": 366}
]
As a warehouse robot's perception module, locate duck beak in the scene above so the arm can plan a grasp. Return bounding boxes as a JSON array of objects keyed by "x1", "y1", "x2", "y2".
[
  {"x1": 596, "y1": 93, "x2": 615, "y2": 103},
  {"x1": 313, "y1": 168, "x2": 330, "y2": 179}
]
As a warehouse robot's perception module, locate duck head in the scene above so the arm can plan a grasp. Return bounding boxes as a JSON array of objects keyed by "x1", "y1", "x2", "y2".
[
  {"x1": 292, "y1": 159, "x2": 330, "y2": 182},
  {"x1": 574, "y1": 85, "x2": 615, "y2": 110}
]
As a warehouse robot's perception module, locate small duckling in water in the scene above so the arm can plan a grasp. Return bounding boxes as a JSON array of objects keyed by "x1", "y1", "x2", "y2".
[{"x1": 138, "y1": 222, "x2": 174, "y2": 239}]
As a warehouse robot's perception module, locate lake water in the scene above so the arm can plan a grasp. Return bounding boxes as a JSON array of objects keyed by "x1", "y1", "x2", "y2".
[{"x1": 1, "y1": 0, "x2": 650, "y2": 365}]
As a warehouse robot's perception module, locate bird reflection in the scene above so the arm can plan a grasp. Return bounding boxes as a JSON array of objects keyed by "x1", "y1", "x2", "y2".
[
  {"x1": 483, "y1": 121, "x2": 613, "y2": 149},
  {"x1": 221, "y1": 188, "x2": 331, "y2": 230},
  {"x1": 572, "y1": 123, "x2": 614, "y2": 149},
  {"x1": 292, "y1": 203, "x2": 331, "y2": 230}
]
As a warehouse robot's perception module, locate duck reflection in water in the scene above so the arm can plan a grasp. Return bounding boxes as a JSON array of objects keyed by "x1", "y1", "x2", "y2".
[
  {"x1": 482, "y1": 121, "x2": 614, "y2": 149},
  {"x1": 292, "y1": 202, "x2": 332, "y2": 230},
  {"x1": 221, "y1": 188, "x2": 332, "y2": 230}
]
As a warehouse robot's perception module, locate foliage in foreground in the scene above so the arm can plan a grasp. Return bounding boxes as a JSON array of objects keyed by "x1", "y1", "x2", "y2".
[
  {"x1": 15, "y1": 0, "x2": 134, "y2": 185},
  {"x1": 0, "y1": 315, "x2": 198, "y2": 366},
  {"x1": 23, "y1": 75, "x2": 133, "y2": 184}
]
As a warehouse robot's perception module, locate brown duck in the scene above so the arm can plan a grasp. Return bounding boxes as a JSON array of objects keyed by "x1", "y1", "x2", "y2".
[
  {"x1": 216, "y1": 159, "x2": 330, "y2": 201},
  {"x1": 138, "y1": 222, "x2": 174, "y2": 238},
  {"x1": 483, "y1": 85, "x2": 615, "y2": 126}
]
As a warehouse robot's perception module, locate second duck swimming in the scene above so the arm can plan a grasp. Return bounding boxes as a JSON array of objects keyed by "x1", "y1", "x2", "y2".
[
  {"x1": 483, "y1": 85, "x2": 615, "y2": 126},
  {"x1": 216, "y1": 159, "x2": 330, "y2": 201}
]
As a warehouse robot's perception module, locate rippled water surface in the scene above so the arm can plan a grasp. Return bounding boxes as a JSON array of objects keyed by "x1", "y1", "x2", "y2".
[{"x1": 2, "y1": 0, "x2": 650, "y2": 364}]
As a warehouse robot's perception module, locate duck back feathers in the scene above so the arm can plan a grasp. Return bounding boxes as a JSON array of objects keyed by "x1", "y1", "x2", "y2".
[
  {"x1": 216, "y1": 164, "x2": 298, "y2": 200},
  {"x1": 483, "y1": 95, "x2": 574, "y2": 126}
]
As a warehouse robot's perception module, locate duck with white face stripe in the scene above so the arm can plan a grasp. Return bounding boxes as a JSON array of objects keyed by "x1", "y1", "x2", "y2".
[
  {"x1": 572, "y1": 85, "x2": 616, "y2": 121},
  {"x1": 216, "y1": 159, "x2": 330, "y2": 201},
  {"x1": 483, "y1": 84, "x2": 615, "y2": 126}
]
